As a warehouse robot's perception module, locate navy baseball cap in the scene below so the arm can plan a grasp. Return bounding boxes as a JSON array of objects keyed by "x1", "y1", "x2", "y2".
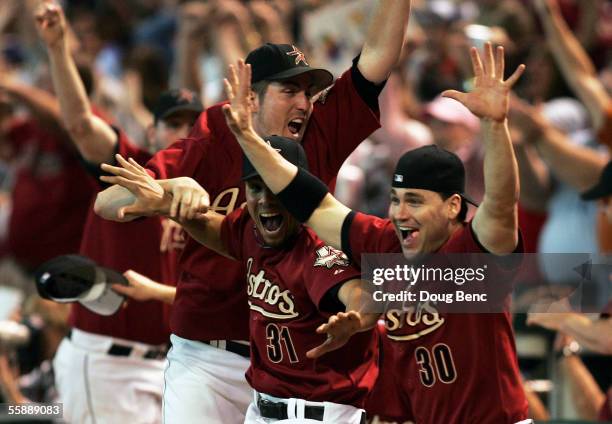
[
  {"x1": 153, "y1": 88, "x2": 203, "y2": 124},
  {"x1": 246, "y1": 43, "x2": 333, "y2": 94},
  {"x1": 581, "y1": 161, "x2": 612, "y2": 200},
  {"x1": 242, "y1": 135, "x2": 309, "y2": 181},
  {"x1": 392, "y1": 145, "x2": 478, "y2": 205},
  {"x1": 35, "y1": 255, "x2": 128, "y2": 316}
]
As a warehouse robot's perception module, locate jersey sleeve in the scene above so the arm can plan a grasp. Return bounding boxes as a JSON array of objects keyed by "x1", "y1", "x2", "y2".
[
  {"x1": 303, "y1": 239, "x2": 362, "y2": 312},
  {"x1": 219, "y1": 208, "x2": 248, "y2": 261},
  {"x1": 304, "y1": 64, "x2": 382, "y2": 182},
  {"x1": 341, "y1": 212, "x2": 400, "y2": 267},
  {"x1": 80, "y1": 127, "x2": 151, "y2": 188}
]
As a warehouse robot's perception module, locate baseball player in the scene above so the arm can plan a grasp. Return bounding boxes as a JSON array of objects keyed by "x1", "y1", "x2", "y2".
[
  {"x1": 94, "y1": 1, "x2": 412, "y2": 422},
  {"x1": 101, "y1": 136, "x2": 380, "y2": 424},
  {"x1": 223, "y1": 42, "x2": 530, "y2": 424},
  {"x1": 35, "y1": 3, "x2": 202, "y2": 423}
]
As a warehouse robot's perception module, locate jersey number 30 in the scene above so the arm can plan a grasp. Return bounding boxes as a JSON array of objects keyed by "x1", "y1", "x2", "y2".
[
  {"x1": 415, "y1": 343, "x2": 457, "y2": 387},
  {"x1": 266, "y1": 323, "x2": 299, "y2": 363}
]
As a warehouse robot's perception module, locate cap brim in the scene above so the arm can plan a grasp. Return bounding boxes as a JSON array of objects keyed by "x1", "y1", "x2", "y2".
[
  {"x1": 156, "y1": 105, "x2": 203, "y2": 123},
  {"x1": 581, "y1": 182, "x2": 611, "y2": 201},
  {"x1": 461, "y1": 193, "x2": 479, "y2": 207},
  {"x1": 78, "y1": 266, "x2": 127, "y2": 316},
  {"x1": 266, "y1": 67, "x2": 334, "y2": 94}
]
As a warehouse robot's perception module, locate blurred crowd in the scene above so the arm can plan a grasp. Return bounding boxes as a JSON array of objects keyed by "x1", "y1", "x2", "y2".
[{"x1": 0, "y1": 0, "x2": 611, "y2": 422}]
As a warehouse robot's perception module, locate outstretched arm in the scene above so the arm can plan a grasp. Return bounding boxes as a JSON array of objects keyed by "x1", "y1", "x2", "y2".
[
  {"x1": 112, "y1": 270, "x2": 176, "y2": 305},
  {"x1": 534, "y1": 0, "x2": 610, "y2": 130},
  {"x1": 357, "y1": 0, "x2": 412, "y2": 84},
  {"x1": 442, "y1": 43, "x2": 525, "y2": 254},
  {"x1": 35, "y1": 2, "x2": 117, "y2": 164},
  {"x1": 96, "y1": 154, "x2": 210, "y2": 221},
  {"x1": 306, "y1": 279, "x2": 380, "y2": 359},
  {"x1": 222, "y1": 60, "x2": 351, "y2": 249}
]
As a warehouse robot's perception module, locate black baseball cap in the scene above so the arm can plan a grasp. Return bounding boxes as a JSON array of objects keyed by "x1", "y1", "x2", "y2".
[
  {"x1": 153, "y1": 88, "x2": 203, "y2": 124},
  {"x1": 242, "y1": 135, "x2": 309, "y2": 181},
  {"x1": 246, "y1": 43, "x2": 333, "y2": 94},
  {"x1": 35, "y1": 255, "x2": 128, "y2": 316},
  {"x1": 581, "y1": 161, "x2": 612, "y2": 201},
  {"x1": 392, "y1": 145, "x2": 478, "y2": 206}
]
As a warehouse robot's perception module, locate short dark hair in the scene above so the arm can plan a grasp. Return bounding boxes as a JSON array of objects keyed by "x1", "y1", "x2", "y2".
[
  {"x1": 251, "y1": 80, "x2": 270, "y2": 103},
  {"x1": 439, "y1": 192, "x2": 468, "y2": 222}
]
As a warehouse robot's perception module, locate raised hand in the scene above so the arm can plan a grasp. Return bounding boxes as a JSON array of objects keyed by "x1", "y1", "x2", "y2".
[
  {"x1": 306, "y1": 311, "x2": 363, "y2": 359},
  {"x1": 442, "y1": 42, "x2": 525, "y2": 123},
  {"x1": 222, "y1": 60, "x2": 257, "y2": 140},
  {"x1": 34, "y1": 1, "x2": 66, "y2": 48},
  {"x1": 100, "y1": 154, "x2": 167, "y2": 219}
]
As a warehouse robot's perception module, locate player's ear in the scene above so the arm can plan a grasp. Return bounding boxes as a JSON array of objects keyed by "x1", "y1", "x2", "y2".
[{"x1": 446, "y1": 194, "x2": 461, "y2": 221}]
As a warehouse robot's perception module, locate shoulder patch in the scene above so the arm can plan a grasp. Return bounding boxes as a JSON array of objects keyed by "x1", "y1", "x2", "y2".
[{"x1": 314, "y1": 246, "x2": 350, "y2": 268}]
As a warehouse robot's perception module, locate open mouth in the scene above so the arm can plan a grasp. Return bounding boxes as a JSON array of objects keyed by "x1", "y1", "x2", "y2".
[
  {"x1": 260, "y1": 212, "x2": 284, "y2": 233},
  {"x1": 287, "y1": 118, "x2": 304, "y2": 136},
  {"x1": 398, "y1": 226, "x2": 419, "y2": 243}
]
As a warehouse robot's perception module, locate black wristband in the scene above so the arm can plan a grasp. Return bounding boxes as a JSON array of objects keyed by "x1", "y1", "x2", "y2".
[{"x1": 276, "y1": 167, "x2": 329, "y2": 223}]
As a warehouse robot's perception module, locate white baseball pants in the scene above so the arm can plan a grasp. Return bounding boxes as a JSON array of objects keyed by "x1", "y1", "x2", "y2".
[
  {"x1": 162, "y1": 334, "x2": 252, "y2": 424},
  {"x1": 53, "y1": 329, "x2": 166, "y2": 424}
]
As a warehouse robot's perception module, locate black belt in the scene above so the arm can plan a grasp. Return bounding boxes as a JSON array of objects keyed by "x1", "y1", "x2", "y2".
[
  {"x1": 203, "y1": 340, "x2": 250, "y2": 358},
  {"x1": 67, "y1": 330, "x2": 168, "y2": 360},
  {"x1": 257, "y1": 394, "x2": 366, "y2": 423}
]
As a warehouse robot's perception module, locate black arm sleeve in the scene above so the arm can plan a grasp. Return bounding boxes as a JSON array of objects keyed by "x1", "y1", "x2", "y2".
[
  {"x1": 341, "y1": 211, "x2": 357, "y2": 263},
  {"x1": 351, "y1": 54, "x2": 387, "y2": 112},
  {"x1": 319, "y1": 284, "x2": 346, "y2": 314},
  {"x1": 276, "y1": 167, "x2": 329, "y2": 223}
]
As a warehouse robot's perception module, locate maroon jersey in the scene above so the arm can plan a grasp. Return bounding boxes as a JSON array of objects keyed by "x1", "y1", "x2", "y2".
[
  {"x1": 69, "y1": 130, "x2": 180, "y2": 345},
  {"x1": 146, "y1": 66, "x2": 381, "y2": 341},
  {"x1": 220, "y1": 208, "x2": 378, "y2": 407},
  {"x1": 3, "y1": 119, "x2": 95, "y2": 268},
  {"x1": 346, "y1": 212, "x2": 528, "y2": 424}
]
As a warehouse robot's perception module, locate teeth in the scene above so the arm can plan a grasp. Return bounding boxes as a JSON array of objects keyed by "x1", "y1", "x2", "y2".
[
  {"x1": 290, "y1": 118, "x2": 303, "y2": 124},
  {"x1": 260, "y1": 212, "x2": 280, "y2": 218}
]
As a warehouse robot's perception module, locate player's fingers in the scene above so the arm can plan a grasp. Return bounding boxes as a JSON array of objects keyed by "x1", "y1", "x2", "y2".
[
  {"x1": 306, "y1": 338, "x2": 333, "y2": 359},
  {"x1": 228, "y1": 64, "x2": 239, "y2": 92},
  {"x1": 187, "y1": 193, "x2": 200, "y2": 220},
  {"x1": 99, "y1": 175, "x2": 138, "y2": 191},
  {"x1": 441, "y1": 90, "x2": 466, "y2": 104},
  {"x1": 101, "y1": 163, "x2": 138, "y2": 180},
  {"x1": 483, "y1": 42, "x2": 494, "y2": 77},
  {"x1": 504, "y1": 64, "x2": 526, "y2": 88},
  {"x1": 469, "y1": 46, "x2": 484, "y2": 78},
  {"x1": 127, "y1": 157, "x2": 147, "y2": 174},
  {"x1": 244, "y1": 63, "x2": 252, "y2": 94},
  {"x1": 111, "y1": 284, "x2": 132, "y2": 296},
  {"x1": 170, "y1": 193, "x2": 181, "y2": 218},
  {"x1": 495, "y1": 45, "x2": 504, "y2": 80},
  {"x1": 180, "y1": 191, "x2": 194, "y2": 221},
  {"x1": 223, "y1": 79, "x2": 234, "y2": 101}
]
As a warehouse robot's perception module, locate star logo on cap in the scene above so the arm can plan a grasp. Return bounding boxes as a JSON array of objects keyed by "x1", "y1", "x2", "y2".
[
  {"x1": 286, "y1": 45, "x2": 308, "y2": 66},
  {"x1": 178, "y1": 89, "x2": 195, "y2": 103}
]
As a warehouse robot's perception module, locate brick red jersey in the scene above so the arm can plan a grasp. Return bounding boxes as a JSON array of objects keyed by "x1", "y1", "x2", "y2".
[
  {"x1": 220, "y1": 207, "x2": 378, "y2": 407},
  {"x1": 70, "y1": 130, "x2": 180, "y2": 345},
  {"x1": 3, "y1": 119, "x2": 96, "y2": 268},
  {"x1": 146, "y1": 65, "x2": 381, "y2": 341},
  {"x1": 345, "y1": 212, "x2": 528, "y2": 424}
]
